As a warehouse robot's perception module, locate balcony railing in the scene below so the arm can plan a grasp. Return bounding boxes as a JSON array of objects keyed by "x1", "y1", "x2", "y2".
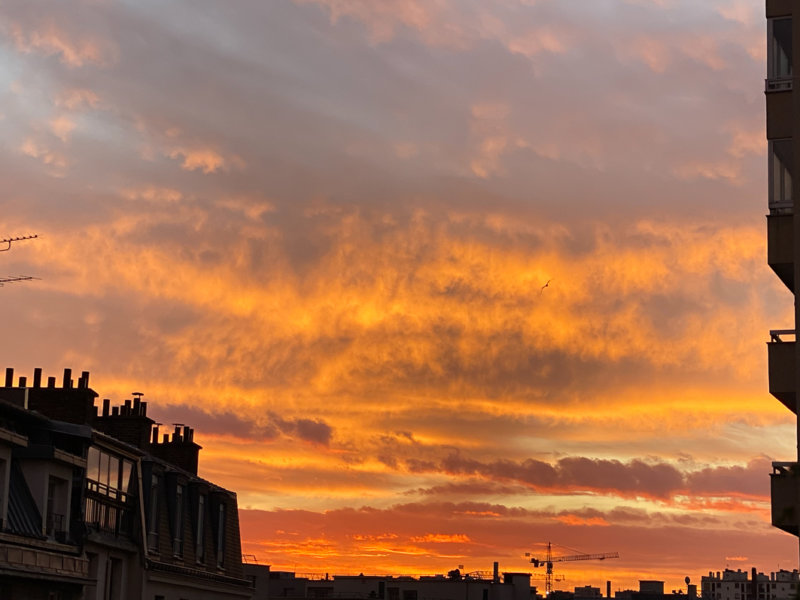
[
  {"x1": 769, "y1": 200, "x2": 793, "y2": 215},
  {"x1": 768, "y1": 330, "x2": 796, "y2": 413},
  {"x1": 45, "y1": 512, "x2": 64, "y2": 536},
  {"x1": 766, "y1": 77, "x2": 793, "y2": 92},
  {"x1": 772, "y1": 462, "x2": 800, "y2": 535}
]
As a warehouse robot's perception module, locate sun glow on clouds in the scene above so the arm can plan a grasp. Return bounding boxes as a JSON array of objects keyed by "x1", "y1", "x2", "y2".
[{"x1": 0, "y1": 0, "x2": 795, "y2": 590}]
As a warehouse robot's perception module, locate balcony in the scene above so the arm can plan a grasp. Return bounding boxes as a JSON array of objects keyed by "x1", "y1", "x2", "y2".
[
  {"x1": 768, "y1": 213, "x2": 793, "y2": 290},
  {"x1": 772, "y1": 462, "x2": 800, "y2": 536},
  {"x1": 768, "y1": 330, "x2": 796, "y2": 413}
]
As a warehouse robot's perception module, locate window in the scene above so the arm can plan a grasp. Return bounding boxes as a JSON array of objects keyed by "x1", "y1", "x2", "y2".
[
  {"x1": 85, "y1": 446, "x2": 135, "y2": 536},
  {"x1": 46, "y1": 476, "x2": 67, "y2": 537},
  {"x1": 147, "y1": 475, "x2": 160, "y2": 552},
  {"x1": 196, "y1": 494, "x2": 206, "y2": 563},
  {"x1": 86, "y1": 447, "x2": 133, "y2": 501},
  {"x1": 770, "y1": 139, "x2": 793, "y2": 212},
  {"x1": 216, "y1": 502, "x2": 226, "y2": 568},
  {"x1": 173, "y1": 484, "x2": 184, "y2": 557},
  {"x1": 769, "y1": 18, "x2": 793, "y2": 83}
]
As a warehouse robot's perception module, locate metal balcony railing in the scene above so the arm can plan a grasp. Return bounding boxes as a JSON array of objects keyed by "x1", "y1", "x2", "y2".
[
  {"x1": 770, "y1": 329, "x2": 796, "y2": 342},
  {"x1": 46, "y1": 512, "x2": 64, "y2": 535},
  {"x1": 771, "y1": 461, "x2": 800, "y2": 535},
  {"x1": 766, "y1": 77, "x2": 793, "y2": 92}
]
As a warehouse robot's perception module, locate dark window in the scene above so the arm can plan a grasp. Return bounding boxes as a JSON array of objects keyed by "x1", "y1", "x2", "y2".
[
  {"x1": 148, "y1": 475, "x2": 160, "y2": 552},
  {"x1": 769, "y1": 18, "x2": 793, "y2": 80},
  {"x1": 173, "y1": 484, "x2": 184, "y2": 557},
  {"x1": 196, "y1": 494, "x2": 206, "y2": 563},
  {"x1": 216, "y1": 502, "x2": 226, "y2": 568}
]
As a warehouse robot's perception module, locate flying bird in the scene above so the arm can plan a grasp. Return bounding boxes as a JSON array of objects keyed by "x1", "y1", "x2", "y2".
[{"x1": 539, "y1": 279, "x2": 551, "y2": 295}]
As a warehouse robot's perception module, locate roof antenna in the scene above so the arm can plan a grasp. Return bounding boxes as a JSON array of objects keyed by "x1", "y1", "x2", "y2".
[{"x1": 1, "y1": 234, "x2": 39, "y2": 286}]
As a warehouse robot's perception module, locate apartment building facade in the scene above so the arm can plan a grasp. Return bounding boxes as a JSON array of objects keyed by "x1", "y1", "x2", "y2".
[
  {"x1": 764, "y1": 0, "x2": 800, "y2": 555},
  {"x1": 700, "y1": 569, "x2": 799, "y2": 600},
  {"x1": 0, "y1": 367, "x2": 252, "y2": 600}
]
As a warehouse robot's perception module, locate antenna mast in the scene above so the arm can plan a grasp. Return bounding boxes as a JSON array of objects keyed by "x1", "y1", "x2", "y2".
[{"x1": 1, "y1": 234, "x2": 39, "y2": 286}]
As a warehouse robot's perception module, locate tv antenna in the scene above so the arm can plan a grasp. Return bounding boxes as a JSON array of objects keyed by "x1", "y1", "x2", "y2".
[
  {"x1": 0, "y1": 276, "x2": 38, "y2": 286},
  {"x1": 0, "y1": 234, "x2": 38, "y2": 252},
  {"x1": 1, "y1": 234, "x2": 39, "y2": 286}
]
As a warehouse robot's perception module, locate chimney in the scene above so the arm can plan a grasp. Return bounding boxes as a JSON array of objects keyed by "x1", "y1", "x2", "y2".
[
  {"x1": 4, "y1": 368, "x2": 12, "y2": 387},
  {"x1": 63, "y1": 368, "x2": 72, "y2": 389},
  {"x1": 607, "y1": 582, "x2": 611, "y2": 599},
  {"x1": 33, "y1": 368, "x2": 42, "y2": 388},
  {"x1": 493, "y1": 562, "x2": 499, "y2": 584}
]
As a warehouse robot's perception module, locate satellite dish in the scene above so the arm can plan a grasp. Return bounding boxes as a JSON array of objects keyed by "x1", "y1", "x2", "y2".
[{"x1": 685, "y1": 577, "x2": 691, "y2": 585}]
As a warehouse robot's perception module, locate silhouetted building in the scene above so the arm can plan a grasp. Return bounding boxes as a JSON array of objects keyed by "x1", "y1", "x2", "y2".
[
  {"x1": 244, "y1": 567, "x2": 534, "y2": 600},
  {"x1": 764, "y1": 0, "x2": 800, "y2": 554},
  {"x1": 0, "y1": 367, "x2": 252, "y2": 600},
  {"x1": 701, "y1": 569, "x2": 799, "y2": 600}
]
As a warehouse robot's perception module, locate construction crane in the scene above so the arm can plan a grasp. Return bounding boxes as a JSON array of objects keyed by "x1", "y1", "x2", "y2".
[{"x1": 527, "y1": 542, "x2": 619, "y2": 596}]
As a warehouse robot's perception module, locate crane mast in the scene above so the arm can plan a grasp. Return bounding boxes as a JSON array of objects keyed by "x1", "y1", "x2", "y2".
[{"x1": 529, "y1": 542, "x2": 619, "y2": 596}]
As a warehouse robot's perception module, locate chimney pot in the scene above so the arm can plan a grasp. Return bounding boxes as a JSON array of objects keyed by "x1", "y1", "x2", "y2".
[
  {"x1": 124, "y1": 400, "x2": 132, "y2": 415},
  {"x1": 133, "y1": 397, "x2": 141, "y2": 413},
  {"x1": 47, "y1": 376, "x2": 56, "y2": 388},
  {"x1": 103, "y1": 399, "x2": 110, "y2": 417},
  {"x1": 18, "y1": 376, "x2": 26, "y2": 387},
  {"x1": 63, "y1": 368, "x2": 72, "y2": 389},
  {"x1": 152, "y1": 425, "x2": 160, "y2": 445},
  {"x1": 141, "y1": 401, "x2": 147, "y2": 416},
  {"x1": 112, "y1": 406, "x2": 119, "y2": 416},
  {"x1": 81, "y1": 371, "x2": 90, "y2": 387},
  {"x1": 163, "y1": 433, "x2": 169, "y2": 444},
  {"x1": 33, "y1": 368, "x2": 42, "y2": 388},
  {"x1": 4, "y1": 368, "x2": 13, "y2": 387}
]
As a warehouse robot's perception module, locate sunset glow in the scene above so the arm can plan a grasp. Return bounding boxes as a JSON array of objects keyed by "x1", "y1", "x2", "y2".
[{"x1": 0, "y1": 0, "x2": 794, "y2": 592}]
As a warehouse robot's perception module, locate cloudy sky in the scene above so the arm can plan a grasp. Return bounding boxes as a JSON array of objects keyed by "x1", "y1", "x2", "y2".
[{"x1": 0, "y1": 0, "x2": 795, "y2": 590}]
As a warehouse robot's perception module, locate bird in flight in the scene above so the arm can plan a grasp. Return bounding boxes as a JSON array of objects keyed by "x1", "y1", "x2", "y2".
[{"x1": 539, "y1": 279, "x2": 551, "y2": 295}]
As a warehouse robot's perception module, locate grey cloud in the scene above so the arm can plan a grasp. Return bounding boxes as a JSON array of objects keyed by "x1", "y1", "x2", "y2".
[{"x1": 151, "y1": 404, "x2": 333, "y2": 446}]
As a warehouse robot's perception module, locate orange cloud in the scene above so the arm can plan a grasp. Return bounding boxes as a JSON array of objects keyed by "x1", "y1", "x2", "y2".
[
  {"x1": 7, "y1": 21, "x2": 115, "y2": 67},
  {"x1": 555, "y1": 515, "x2": 610, "y2": 527},
  {"x1": 167, "y1": 146, "x2": 245, "y2": 174}
]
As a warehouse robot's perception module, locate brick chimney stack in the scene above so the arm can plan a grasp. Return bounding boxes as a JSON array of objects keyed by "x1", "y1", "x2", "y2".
[
  {"x1": 149, "y1": 423, "x2": 202, "y2": 475},
  {"x1": 92, "y1": 392, "x2": 155, "y2": 450}
]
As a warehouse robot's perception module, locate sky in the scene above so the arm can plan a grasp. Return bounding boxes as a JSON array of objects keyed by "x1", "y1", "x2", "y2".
[{"x1": 0, "y1": 0, "x2": 796, "y2": 591}]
